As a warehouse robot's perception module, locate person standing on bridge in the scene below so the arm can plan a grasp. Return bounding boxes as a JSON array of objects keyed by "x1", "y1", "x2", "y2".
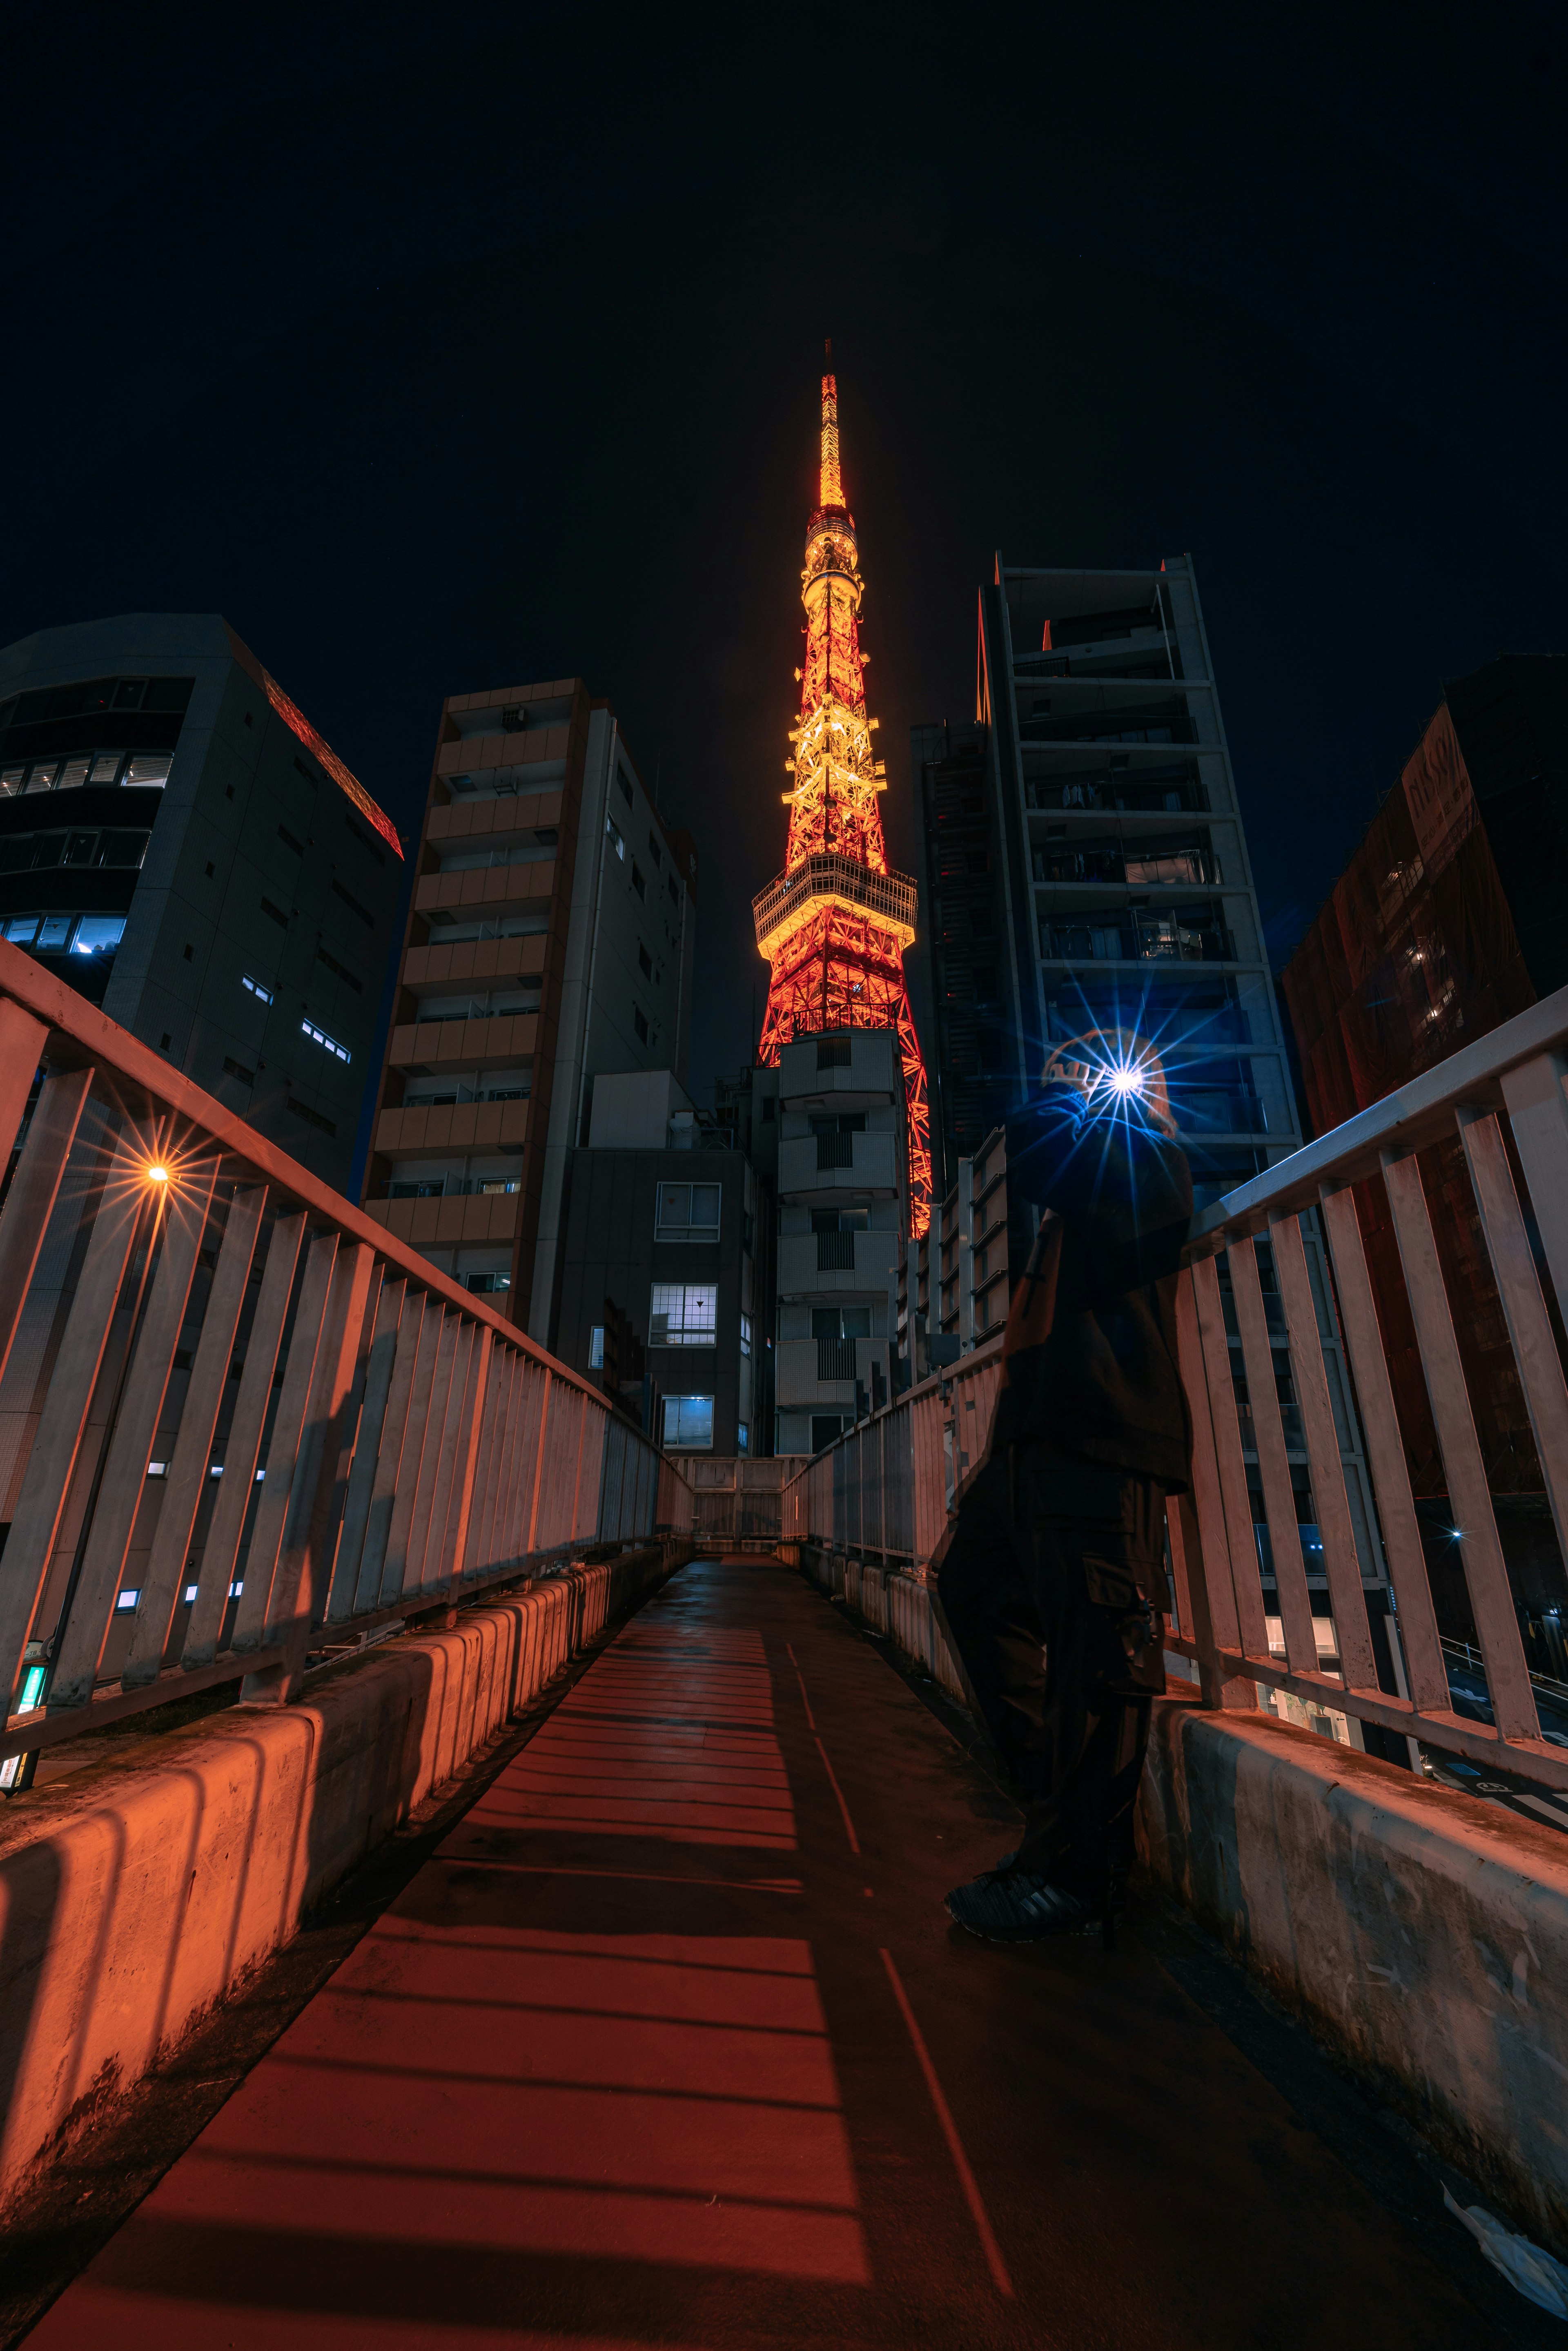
[{"x1": 935, "y1": 1029, "x2": 1193, "y2": 1945}]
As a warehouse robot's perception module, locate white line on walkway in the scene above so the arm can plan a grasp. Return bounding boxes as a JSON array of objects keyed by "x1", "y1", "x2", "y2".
[
  {"x1": 879, "y1": 1947, "x2": 1016, "y2": 2300},
  {"x1": 784, "y1": 1641, "x2": 817, "y2": 1728},
  {"x1": 812, "y1": 1734, "x2": 862, "y2": 1854}
]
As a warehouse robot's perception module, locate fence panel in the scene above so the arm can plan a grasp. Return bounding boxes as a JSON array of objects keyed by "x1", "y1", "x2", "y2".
[
  {"x1": 0, "y1": 942, "x2": 691, "y2": 1781},
  {"x1": 780, "y1": 980, "x2": 1568, "y2": 1793}
]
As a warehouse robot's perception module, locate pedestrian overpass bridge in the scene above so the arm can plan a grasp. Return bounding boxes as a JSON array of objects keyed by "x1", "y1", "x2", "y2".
[{"x1": 0, "y1": 945, "x2": 1565, "y2": 2345}]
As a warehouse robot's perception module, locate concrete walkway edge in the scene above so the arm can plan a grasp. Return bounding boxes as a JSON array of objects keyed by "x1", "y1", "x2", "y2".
[{"x1": 794, "y1": 1538, "x2": 1568, "y2": 2258}]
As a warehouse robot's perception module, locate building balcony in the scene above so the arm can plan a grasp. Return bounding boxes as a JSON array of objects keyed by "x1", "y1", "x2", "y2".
[
  {"x1": 414, "y1": 863, "x2": 556, "y2": 922},
  {"x1": 361, "y1": 1188, "x2": 522, "y2": 1249},
  {"x1": 388, "y1": 1010, "x2": 539, "y2": 1069},
  {"x1": 775, "y1": 1333, "x2": 882, "y2": 1408},
  {"x1": 402, "y1": 933, "x2": 547, "y2": 995},
  {"x1": 778, "y1": 1131, "x2": 898, "y2": 1201},
  {"x1": 436, "y1": 726, "x2": 572, "y2": 778},
  {"x1": 428, "y1": 789, "x2": 564, "y2": 846},
  {"x1": 777, "y1": 1229, "x2": 898, "y2": 1296},
  {"x1": 373, "y1": 1099, "x2": 530, "y2": 1161}
]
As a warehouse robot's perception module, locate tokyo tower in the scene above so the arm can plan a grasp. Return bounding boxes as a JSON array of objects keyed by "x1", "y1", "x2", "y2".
[{"x1": 753, "y1": 356, "x2": 933, "y2": 1237}]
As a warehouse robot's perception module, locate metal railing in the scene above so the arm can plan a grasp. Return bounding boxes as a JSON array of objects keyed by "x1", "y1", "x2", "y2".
[
  {"x1": 0, "y1": 942, "x2": 690, "y2": 1783},
  {"x1": 751, "y1": 851, "x2": 918, "y2": 956},
  {"x1": 782, "y1": 982, "x2": 1568, "y2": 1794}
]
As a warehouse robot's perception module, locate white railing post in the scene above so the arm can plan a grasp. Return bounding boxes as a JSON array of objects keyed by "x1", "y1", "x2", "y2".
[{"x1": 1380, "y1": 1149, "x2": 1541, "y2": 1744}]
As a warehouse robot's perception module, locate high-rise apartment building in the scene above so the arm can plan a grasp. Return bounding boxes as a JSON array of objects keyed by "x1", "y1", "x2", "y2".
[
  {"x1": 1282, "y1": 655, "x2": 1568, "y2": 1670},
  {"x1": 773, "y1": 1027, "x2": 907, "y2": 1456},
  {"x1": 915, "y1": 559, "x2": 1298, "y2": 1205},
  {"x1": 911, "y1": 562, "x2": 1397, "y2": 1691},
  {"x1": 552, "y1": 1070, "x2": 768, "y2": 1458},
  {"x1": 0, "y1": 615, "x2": 403, "y2": 1189},
  {"x1": 361, "y1": 678, "x2": 696, "y2": 1334}
]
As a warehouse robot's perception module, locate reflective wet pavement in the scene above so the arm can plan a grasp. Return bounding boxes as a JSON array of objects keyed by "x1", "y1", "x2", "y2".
[{"x1": 25, "y1": 1558, "x2": 1508, "y2": 2348}]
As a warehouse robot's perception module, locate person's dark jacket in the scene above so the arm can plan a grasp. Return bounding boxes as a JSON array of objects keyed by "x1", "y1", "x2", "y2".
[{"x1": 991, "y1": 1081, "x2": 1193, "y2": 1488}]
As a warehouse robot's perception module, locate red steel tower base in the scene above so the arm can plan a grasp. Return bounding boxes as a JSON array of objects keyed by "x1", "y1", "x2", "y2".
[{"x1": 754, "y1": 363, "x2": 932, "y2": 1237}]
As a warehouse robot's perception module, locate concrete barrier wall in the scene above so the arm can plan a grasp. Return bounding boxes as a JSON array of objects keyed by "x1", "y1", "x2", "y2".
[
  {"x1": 798, "y1": 1544, "x2": 968, "y2": 1704},
  {"x1": 0, "y1": 1546, "x2": 683, "y2": 2214},
  {"x1": 1140, "y1": 1694, "x2": 1568, "y2": 2255},
  {"x1": 795, "y1": 1543, "x2": 1568, "y2": 2253}
]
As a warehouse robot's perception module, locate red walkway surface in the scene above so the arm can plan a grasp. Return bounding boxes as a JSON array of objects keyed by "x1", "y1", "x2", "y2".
[{"x1": 27, "y1": 1559, "x2": 1492, "y2": 2348}]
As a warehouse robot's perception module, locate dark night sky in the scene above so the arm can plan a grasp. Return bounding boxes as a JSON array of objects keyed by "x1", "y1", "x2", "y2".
[{"x1": 5, "y1": 3, "x2": 1565, "y2": 1106}]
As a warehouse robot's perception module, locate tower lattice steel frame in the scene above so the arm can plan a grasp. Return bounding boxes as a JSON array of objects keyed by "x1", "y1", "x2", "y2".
[{"x1": 754, "y1": 362, "x2": 933, "y2": 1236}]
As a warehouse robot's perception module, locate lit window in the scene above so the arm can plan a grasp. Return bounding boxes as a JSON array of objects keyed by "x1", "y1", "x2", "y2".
[
  {"x1": 124, "y1": 755, "x2": 171, "y2": 787},
  {"x1": 116, "y1": 1589, "x2": 140, "y2": 1610},
  {"x1": 229, "y1": 1580, "x2": 244, "y2": 1596},
  {"x1": 656, "y1": 1182, "x2": 720, "y2": 1241},
  {"x1": 243, "y1": 973, "x2": 274, "y2": 1005},
  {"x1": 606, "y1": 814, "x2": 625, "y2": 860},
  {"x1": 589, "y1": 1326, "x2": 605, "y2": 1369},
  {"x1": 737, "y1": 1421, "x2": 749, "y2": 1454},
  {"x1": 741, "y1": 1312, "x2": 752, "y2": 1358},
  {"x1": 89, "y1": 753, "x2": 122, "y2": 783},
  {"x1": 301, "y1": 1017, "x2": 350, "y2": 1062},
  {"x1": 184, "y1": 1583, "x2": 199, "y2": 1603},
  {"x1": 209, "y1": 1463, "x2": 223, "y2": 1476},
  {"x1": 662, "y1": 1395, "x2": 714, "y2": 1450},
  {"x1": 650, "y1": 1284, "x2": 717, "y2": 1346},
  {"x1": 71, "y1": 916, "x2": 126, "y2": 955},
  {"x1": 147, "y1": 1460, "x2": 167, "y2": 1478}
]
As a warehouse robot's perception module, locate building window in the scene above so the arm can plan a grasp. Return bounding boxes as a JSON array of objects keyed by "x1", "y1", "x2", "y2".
[
  {"x1": 634, "y1": 1006, "x2": 648, "y2": 1043},
  {"x1": 638, "y1": 943, "x2": 652, "y2": 978},
  {"x1": 662, "y1": 1395, "x2": 714, "y2": 1449},
  {"x1": 632, "y1": 861, "x2": 646, "y2": 899},
  {"x1": 650, "y1": 1283, "x2": 717, "y2": 1346},
  {"x1": 606, "y1": 814, "x2": 625, "y2": 860},
  {"x1": 737, "y1": 1421, "x2": 749, "y2": 1454},
  {"x1": 617, "y1": 769, "x2": 634, "y2": 807},
  {"x1": 465, "y1": 1270, "x2": 512, "y2": 1294},
  {"x1": 656, "y1": 1182, "x2": 720, "y2": 1241},
  {"x1": 301, "y1": 1017, "x2": 350, "y2": 1063},
  {"x1": 647, "y1": 832, "x2": 662, "y2": 869},
  {"x1": 761, "y1": 1097, "x2": 775, "y2": 1123},
  {"x1": 589, "y1": 1326, "x2": 605, "y2": 1369},
  {"x1": 242, "y1": 973, "x2": 274, "y2": 1005},
  {"x1": 668, "y1": 875, "x2": 679, "y2": 908},
  {"x1": 4, "y1": 911, "x2": 125, "y2": 954},
  {"x1": 813, "y1": 1306, "x2": 872, "y2": 1340},
  {"x1": 811, "y1": 1414, "x2": 844, "y2": 1453},
  {"x1": 740, "y1": 1312, "x2": 752, "y2": 1358}
]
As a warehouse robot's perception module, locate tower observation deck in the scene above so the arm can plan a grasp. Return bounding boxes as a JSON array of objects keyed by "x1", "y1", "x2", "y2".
[{"x1": 754, "y1": 359, "x2": 933, "y2": 1237}]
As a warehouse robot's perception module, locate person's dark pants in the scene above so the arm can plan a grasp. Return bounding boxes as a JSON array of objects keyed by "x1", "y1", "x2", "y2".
[{"x1": 934, "y1": 1445, "x2": 1170, "y2": 1897}]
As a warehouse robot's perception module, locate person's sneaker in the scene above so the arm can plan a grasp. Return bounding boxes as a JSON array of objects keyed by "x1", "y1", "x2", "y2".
[{"x1": 944, "y1": 1866, "x2": 1098, "y2": 1943}]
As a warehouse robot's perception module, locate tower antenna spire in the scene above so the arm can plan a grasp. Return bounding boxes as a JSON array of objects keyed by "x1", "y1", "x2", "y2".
[{"x1": 751, "y1": 361, "x2": 933, "y2": 1237}]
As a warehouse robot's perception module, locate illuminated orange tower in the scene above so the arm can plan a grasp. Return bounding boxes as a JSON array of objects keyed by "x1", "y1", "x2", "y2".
[{"x1": 754, "y1": 358, "x2": 933, "y2": 1236}]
